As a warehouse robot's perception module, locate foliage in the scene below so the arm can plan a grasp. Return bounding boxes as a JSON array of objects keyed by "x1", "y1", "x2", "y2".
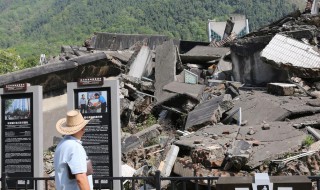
[
  {"x1": 0, "y1": 48, "x2": 38, "y2": 74},
  {"x1": 144, "y1": 137, "x2": 159, "y2": 147},
  {"x1": 303, "y1": 135, "x2": 315, "y2": 147},
  {"x1": 0, "y1": 49, "x2": 21, "y2": 74},
  {"x1": 145, "y1": 114, "x2": 157, "y2": 127},
  {"x1": 4, "y1": 99, "x2": 14, "y2": 112},
  {"x1": 0, "y1": 0, "x2": 304, "y2": 62}
]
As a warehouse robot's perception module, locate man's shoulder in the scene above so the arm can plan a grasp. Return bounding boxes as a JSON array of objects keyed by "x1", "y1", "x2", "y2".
[{"x1": 58, "y1": 137, "x2": 82, "y2": 148}]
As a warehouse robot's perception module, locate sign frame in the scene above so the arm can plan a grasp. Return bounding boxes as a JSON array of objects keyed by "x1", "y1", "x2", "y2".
[
  {"x1": 67, "y1": 78, "x2": 121, "y2": 190},
  {"x1": 0, "y1": 85, "x2": 43, "y2": 189}
]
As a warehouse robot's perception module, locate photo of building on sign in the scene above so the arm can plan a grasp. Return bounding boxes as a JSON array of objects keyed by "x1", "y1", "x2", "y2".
[{"x1": 4, "y1": 98, "x2": 31, "y2": 120}]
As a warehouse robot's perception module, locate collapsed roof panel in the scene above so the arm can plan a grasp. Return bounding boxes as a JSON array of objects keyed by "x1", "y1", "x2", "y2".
[
  {"x1": 92, "y1": 32, "x2": 170, "y2": 50},
  {"x1": 128, "y1": 46, "x2": 153, "y2": 79},
  {"x1": 180, "y1": 46, "x2": 229, "y2": 64},
  {"x1": 155, "y1": 40, "x2": 177, "y2": 102},
  {"x1": 238, "y1": 122, "x2": 307, "y2": 168},
  {"x1": 102, "y1": 50, "x2": 134, "y2": 63},
  {"x1": 163, "y1": 82, "x2": 205, "y2": 99},
  {"x1": 261, "y1": 34, "x2": 320, "y2": 78},
  {"x1": 185, "y1": 46, "x2": 229, "y2": 57},
  {"x1": 185, "y1": 95, "x2": 224, "y2": 130}
]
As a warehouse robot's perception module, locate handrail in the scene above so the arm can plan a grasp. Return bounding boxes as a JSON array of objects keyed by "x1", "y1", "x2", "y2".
[{"x1": 1, "y1": 172, "x2": 320, "y2": 190}]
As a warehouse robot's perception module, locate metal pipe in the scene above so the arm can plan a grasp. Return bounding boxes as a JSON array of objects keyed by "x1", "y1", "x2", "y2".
[{"x1": 307, "y1": 126, "x2": 320, "y2": 140}]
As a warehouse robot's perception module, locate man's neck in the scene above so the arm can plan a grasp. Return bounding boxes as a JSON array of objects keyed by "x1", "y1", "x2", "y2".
[{"x1": 72, "y1": 133, "x2": 82, "y2": 140}]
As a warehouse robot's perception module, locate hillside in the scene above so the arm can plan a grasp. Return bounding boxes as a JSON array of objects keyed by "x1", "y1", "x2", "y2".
[{"x1": 0, "y1": 0, "x2": 304, "y2": 58}]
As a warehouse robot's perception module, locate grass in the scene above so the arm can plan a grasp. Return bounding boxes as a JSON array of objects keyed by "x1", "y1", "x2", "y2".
[{"x1": 303, "y1": 135, "x2": 315, "y2": 147}]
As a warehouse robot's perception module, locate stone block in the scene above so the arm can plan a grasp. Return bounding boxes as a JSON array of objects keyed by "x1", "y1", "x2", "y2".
[
  {"x1": 267, "y1": 83, "x2": 296, "y2": 96},
  {"x1": 191, "y1": 144, "x2": 225, "y2": 168}
]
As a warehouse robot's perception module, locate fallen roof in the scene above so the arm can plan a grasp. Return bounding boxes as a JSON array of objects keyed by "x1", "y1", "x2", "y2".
[
  {"x1": 154, "y1": 40, "x2": 177, "y2": 102},
  {"x1": 92, "y1": 32, "x2": 169, "y2": 50},
  {"x1": 0, "y1": 52, "x2": 121, "y2": 93},
  {"x1": 180, "y1": 46, "x2": 229, "y2": 64},
  {"x1": 261, "y1": 34, "x2": 320, "y2": 78},
  {"x1": 163, "y1": 82, "x2": 205, "y2": 99}
]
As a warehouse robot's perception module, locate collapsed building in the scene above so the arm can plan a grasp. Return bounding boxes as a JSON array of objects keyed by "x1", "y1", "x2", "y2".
[{"x1": 3, "y1": 9, "x2": 320, "y2": 190}]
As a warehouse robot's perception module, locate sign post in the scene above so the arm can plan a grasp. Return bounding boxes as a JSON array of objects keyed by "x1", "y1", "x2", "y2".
[
  {"x1": 0, "y1": 84, "x2": 43, "y2": 189},
  {"x1": 67, "y1": 78, "x2": 121, "y2": 189}
]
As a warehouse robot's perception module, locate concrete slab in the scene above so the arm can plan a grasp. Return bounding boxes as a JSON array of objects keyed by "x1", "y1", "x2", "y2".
[
  {"x1": 180, "y1": 46, "x2": 229, "y2": 64},
  {"x1": 174, "y1": 124, "x2": 239, "y2": 151},
  {"x1": 185, "y1": 46, "x2": 230, "y2": 57},
  {"x1": 226, "y1": 91, "x2": 290, "y2": 125},
  {"x1": 237, "y1": 121, "x2": 307, "y2": 168},
  {"x1": 128, "y1": 46, "x2": 153, "y2": 78},
  {"x1": 163, "y1": 82, "x2": 205, "y2": 99},
  {"x1": 155, "y1": 40, "x2": 177, "y2": 102},
  {"x1": 267, "y1": 83, "x2": 296, "y2": 96},
  {"x1": 103, "y1": 50, "x2": 133, "y2": 62},
  {"x1": 93, "y1": 32, "x2": 169, "y2": 50},
  {"x1": 185, "y1": 95, "x2": 226, "y2": 130},
  {"x1": 261, "y1": 34, "x2": 320, "y2": 78}
]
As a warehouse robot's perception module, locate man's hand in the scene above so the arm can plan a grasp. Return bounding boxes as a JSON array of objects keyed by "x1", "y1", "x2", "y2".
[{"x1": 75, "y1": 173, "x2": 90, "y2": 190}]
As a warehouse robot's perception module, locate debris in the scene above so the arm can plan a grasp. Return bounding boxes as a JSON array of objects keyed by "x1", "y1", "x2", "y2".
[
  {"x1": 267, "y1": 83, "x2": 296, "y2": 96},
  {"x1": 191, "y1": 145, "x2": 225, "y2": 168},
  {"x1": 306, "y1": 126, "x2": 320, "y2": 140},
  {"x1": 262, "y1": 124, "x2": 270, "y2": 130},
  {"x1": 158, "y1": 145, "x2": 179, "y2": 177},
  {"x1": 247, "y1": 127, "x2": 255, "y2": 135},
  {"x1": 185, "y1": 95, "x2": 233, "y2": 130},
  {"x1": 261, "y1": 34, "x2": 320, "y2": 79},
  {"x1": 154, "y1": 40, "x2": 177, "y2": 102},
  {"x1": 180, "y1": 46, "x2": 229, "y2": 64},
  {"x1": 162, "y1": 81, "x2": 205, "y2": 99},
  {"x1": 128, "y1": 46, "x2": 153, "y2": 78},
  {"x1": 271, "y1": 151, "x2": 316, "y2": 165}
]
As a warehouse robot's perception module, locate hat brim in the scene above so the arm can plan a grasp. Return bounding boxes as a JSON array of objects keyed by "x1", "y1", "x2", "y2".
[{"x1": 56, "y1": 118, "x2": 90, "y2": 135}]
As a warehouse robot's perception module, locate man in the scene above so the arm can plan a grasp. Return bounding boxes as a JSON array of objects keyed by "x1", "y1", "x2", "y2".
[
  {"x1": 79, "y1": 94, "x2": 87, "y2": 114},
  {"x1": 54, "y1": 110, "x2": 93, "y2": 190},
  {"x1": 94, "y1": 93, "x2": 107, "y2": 113}
]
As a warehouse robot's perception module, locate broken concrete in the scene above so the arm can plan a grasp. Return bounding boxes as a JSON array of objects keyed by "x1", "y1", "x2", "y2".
[
  {"x1": 237, "y1": 122, "x2": 307, "y2": 168},
  {"x1": 128, "y1": 46, "x2": 153, "y2": 78},
  {"x1": 92, "y1": 32, "x2": 169, "y2": 50},
  {"x1": 191, "y1": 145, "x2": 225, "y2": 168},
  {"x1": 267, "y1": 83, "x2": 297, "y2": 96},
  {"x1": 174, "y1": 124, "x2": 239, "y2": 151},
  {"x1": 154, "y1": 40, "x2": 177, "y2": 102},
  {"x1": 185, "y1": 95, "x2": 233, "y2": 130},
  {"x1": 180, "y1": 46, "x2": 229, "y2": 64},
  {"x1": 261, "y1": 34, "x2": 320, "y2": 79},
  {"x1": 122, "y1": 124, "x2": 161, "y2": 153},
  {"x1": 225, "y1": 90, "x2": 290, "y2": 125},
  {"x1": 163, "y1": 82, "x2": 205, "y2": 99},
  {"x1": 158, "y1": 145, "x2": 179, "y2": 177}
]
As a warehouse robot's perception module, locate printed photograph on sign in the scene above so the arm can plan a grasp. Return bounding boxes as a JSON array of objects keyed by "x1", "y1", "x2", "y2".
[
  {"x1": 4, "y1": 98, "x2": 31, "y2": 120},
  {"x1": 77, "y1": 90, "x2": 108, "y2": 113}
]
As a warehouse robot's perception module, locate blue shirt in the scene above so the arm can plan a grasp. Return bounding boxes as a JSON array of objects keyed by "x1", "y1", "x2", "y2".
[
  {"x1": 80, "y1": 98, "x2": 86, "y2": 105},
  {"x1": 54, "y1": 135, "x2": 93, "y2": 190},
  {"x1": 98, "y1": 96, "x2": 106, "y2": 103}
]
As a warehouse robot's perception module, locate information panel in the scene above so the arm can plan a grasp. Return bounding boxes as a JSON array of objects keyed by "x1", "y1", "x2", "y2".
[
  {"x1": 74, "y1": 87, "x2": 113, "y2": 187},
  {"x1": 1, "y1": 93, "x2": 34, "y2": 188},
  {"x1": 67, "y1": 79, "x2": 121, "y2": 190}
]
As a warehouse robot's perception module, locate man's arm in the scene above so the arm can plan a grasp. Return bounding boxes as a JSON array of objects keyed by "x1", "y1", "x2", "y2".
[{"x1": 75, "y1": 173, "x2": 90, "y2": 190}]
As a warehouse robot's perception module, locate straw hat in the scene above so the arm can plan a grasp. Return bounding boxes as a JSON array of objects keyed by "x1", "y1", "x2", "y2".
[{"x1": 56, "y1": 110, "x2": 90, "y2": 135}]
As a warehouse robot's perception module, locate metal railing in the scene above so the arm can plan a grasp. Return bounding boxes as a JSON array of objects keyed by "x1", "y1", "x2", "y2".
[{"x1": 1, "y1": 171, "x2": 320, "y2": 190}]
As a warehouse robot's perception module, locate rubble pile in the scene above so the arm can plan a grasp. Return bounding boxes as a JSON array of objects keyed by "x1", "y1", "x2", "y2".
[{"x1": 42, "y1": 9, "x2": 320, "y2": 189}]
